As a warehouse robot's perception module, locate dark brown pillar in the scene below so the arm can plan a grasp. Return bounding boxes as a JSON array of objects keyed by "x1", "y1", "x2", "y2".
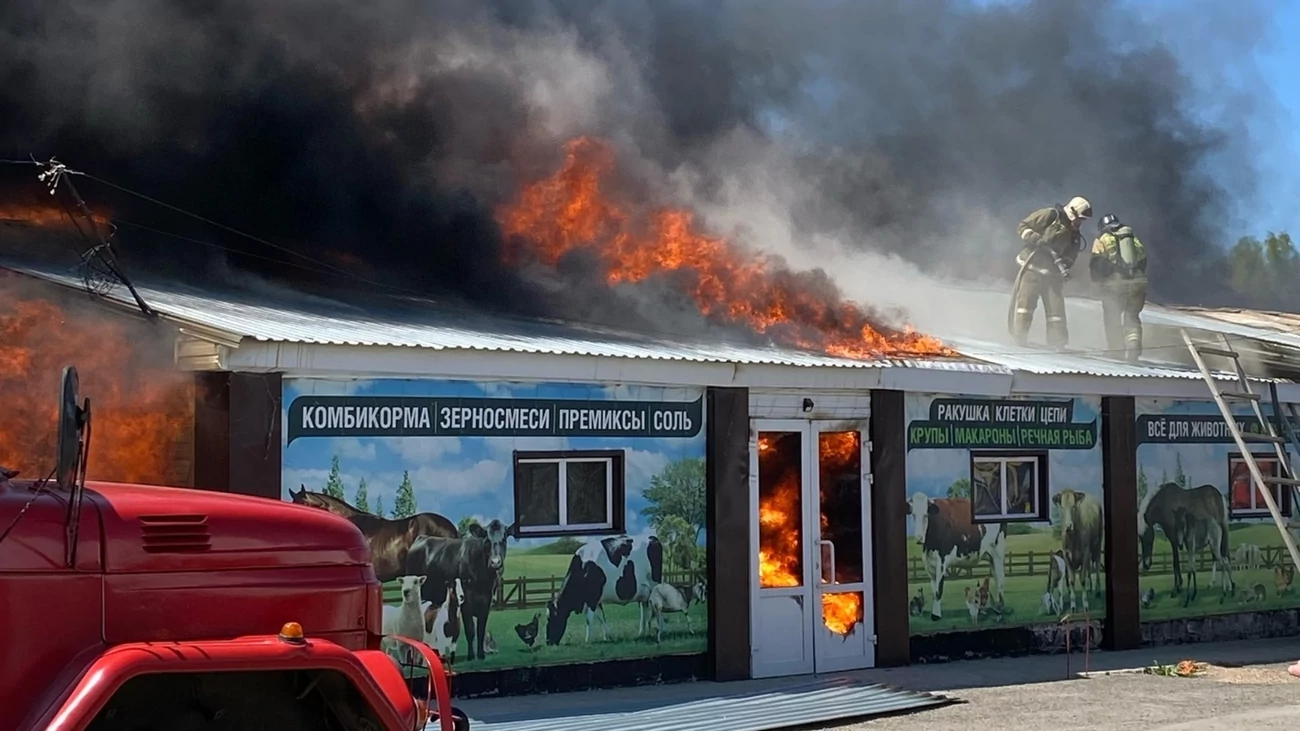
[
  {"x1": 193, "y1": 372, "x2": 231, "y2": 492},
  {"x1": 870, "y1": 389, "x2": 910, "y2": 666},
  {"x1": 1102, "y1": 395, "x2": 1140, "y2": 650},
  {"x1": 193, "y1": 372, "x2": 283, "y2": 499},
  {"x1": 706, "y1": 386, "x2": 750, "y2": 682}
]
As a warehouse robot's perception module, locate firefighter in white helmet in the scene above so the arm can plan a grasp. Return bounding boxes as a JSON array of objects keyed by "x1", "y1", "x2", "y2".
[{"x1": 1008, "y1": 196, "x2": 1092, "y2": 349}]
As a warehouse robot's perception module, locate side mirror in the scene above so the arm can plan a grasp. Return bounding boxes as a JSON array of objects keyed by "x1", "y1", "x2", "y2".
[{"x1": 55, "y1": 366, "x2": 90, "y2": 491}]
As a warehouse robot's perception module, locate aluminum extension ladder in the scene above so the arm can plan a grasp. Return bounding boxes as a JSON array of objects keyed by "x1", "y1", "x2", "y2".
[{"x1": 1181, "y1": 329, "x2": 1300, "y2": 575}]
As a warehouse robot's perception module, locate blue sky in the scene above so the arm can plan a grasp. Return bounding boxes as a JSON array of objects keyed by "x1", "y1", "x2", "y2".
[
  {"x1": 970, "y1": 0, "x2": 1300, "y2": 241},
  {"x1": 1149, "y1": 0, "x2": 1300, "y2": 240},
  {"x1": 280, "y1": 378, "x2": 707, "y2": 549},
  {"x1": 1244, "y1": 2, "x2": 1300, "y2": 238},
  {"x1": 903, "y1": 394, "x2": 1104, "y2": 537}
]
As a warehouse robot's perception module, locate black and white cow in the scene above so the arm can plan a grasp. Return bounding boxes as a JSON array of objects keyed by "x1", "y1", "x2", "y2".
[
  {"x1": 905, "y1": 492, "x2": 1007, "y2": 621},
  {"x1": 544, "y1": 535, "x2": 663, "y2": 645}
]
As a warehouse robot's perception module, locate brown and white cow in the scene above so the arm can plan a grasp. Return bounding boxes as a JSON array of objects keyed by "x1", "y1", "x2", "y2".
[
  {"x1": 1054, "y1": 489, "x2": 1103, "y2": 612},
  {"x1": 906, "y1": 492, "x2": 1007, "y2": 620}
]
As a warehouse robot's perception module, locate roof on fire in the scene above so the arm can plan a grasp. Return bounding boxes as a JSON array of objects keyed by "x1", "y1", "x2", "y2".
[{"x1": 7, "y1": 259, "x2": 1300, "y2": 399}]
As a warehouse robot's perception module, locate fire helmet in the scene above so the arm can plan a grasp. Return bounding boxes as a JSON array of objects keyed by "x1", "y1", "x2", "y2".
[
  {"x1": 1064, "y1": 196, "x2": 1093, "y2": 221},
  {"x1": 1099, "y1": 213, "x2": 1121, "y2": 233}
]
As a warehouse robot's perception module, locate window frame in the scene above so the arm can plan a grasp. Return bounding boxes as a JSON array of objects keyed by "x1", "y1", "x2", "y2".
[
  {"x1": 512, "y1": 449, "x2": 627, "y2": 538},
  {"x1": 968, "y1": 450, "x2": 1050, "y2": 524},
  {"x1": 1227, "y1": 452, "x2": 1292, "y2": 519}
]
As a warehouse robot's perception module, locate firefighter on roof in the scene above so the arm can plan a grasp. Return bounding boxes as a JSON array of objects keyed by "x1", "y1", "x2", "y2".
[
  {"x1": 1009, "y1": 196, "x2": 1092, "y2": 349},
  {"x1": 1089, "y1": 213, "x2": 1148, "y2": 363}
]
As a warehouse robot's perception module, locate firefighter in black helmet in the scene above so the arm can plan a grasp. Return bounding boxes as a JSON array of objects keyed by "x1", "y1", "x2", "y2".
[{"x1": 1089, "y1": 213, "x2": 1148, "y2": 363}]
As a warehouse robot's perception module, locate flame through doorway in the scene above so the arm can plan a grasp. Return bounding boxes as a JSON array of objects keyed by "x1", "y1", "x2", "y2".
[{"x1": 757, "y1": 431, "x2": 865, "y2": 636}]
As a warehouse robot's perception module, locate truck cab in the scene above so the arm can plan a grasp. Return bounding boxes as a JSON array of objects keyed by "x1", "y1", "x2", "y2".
[{"x1": 0, "y1": 367, "x2": 460, "y2": 730}]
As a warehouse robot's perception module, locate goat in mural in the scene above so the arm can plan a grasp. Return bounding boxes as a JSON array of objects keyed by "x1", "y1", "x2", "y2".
[
  {"x1": 1172, "y1": 503, "x2": 1235, "y2": 607},
  {"x1": 1138, "y1": 482, "x2": 1232, "y2": 599},
  {"x1": 1054, "y1": 489, "x2": 1104, "y2": 612},
  {"x1": 290, "y1": 486, "x2": 458, "y2": 582},
  {"x1": 906, "y1": 492, "x2": 1007, "y2": 621}
]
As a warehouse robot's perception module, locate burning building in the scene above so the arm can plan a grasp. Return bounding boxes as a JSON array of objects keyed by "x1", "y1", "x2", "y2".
[{"x1": 6, "y1": 137, "x2": 1300, "y2": 706}]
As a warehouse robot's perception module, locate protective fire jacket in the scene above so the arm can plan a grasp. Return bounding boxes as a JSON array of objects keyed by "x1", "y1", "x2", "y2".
[
  {"x1": 1016, "y1": 206, "x2": 1085, "y2": 275},
  {"x1": 1089, "y1": 225, "x2": 1148, "y2": 284}
]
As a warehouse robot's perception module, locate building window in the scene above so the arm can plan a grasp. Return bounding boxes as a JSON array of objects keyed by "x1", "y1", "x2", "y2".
[
  {"x1": 1228, "y1": 453, "x2": 1291, "y2": 518},
  {"x1": 969, "y1": 452, "x2": 1048, "y2": 523},
  {"x1": 512, "y1": 450, "x2": 626, "y2": 537}
]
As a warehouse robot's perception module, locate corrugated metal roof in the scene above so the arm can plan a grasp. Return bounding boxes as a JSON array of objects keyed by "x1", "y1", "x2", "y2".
[
  {"x1": 3, "y1": 261, "x2": 1287, "y2": 383},
  {"x1": 3, "y1": 262, "x2": 1008, "y2": 373},
  {"x1": 449, "y1": 677, "x2": 951, "y2": 731},
  {"x1": 943, "y1": 336, "x2": 1227, "y2": 379}
]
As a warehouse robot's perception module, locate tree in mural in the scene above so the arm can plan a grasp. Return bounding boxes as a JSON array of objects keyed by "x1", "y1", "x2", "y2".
[
  {"x1": 323, "y1": 455, "x2": 346, "y2": 500},
  {"x1": 946, "y1": 478, "x2": 970, "y2": 499},
  {"x1": 641, "y1": 457, "x2": 706, "y2": 544},
  {"x1": 1137, "y1": 467, "x2": 1149, "y2": 503},
  {"x1": 354, "y1": 478, "x2": 370, "y2": 513},
  {"x1": 654, "y1": 514, "x2": 699, "y2": 570},
  {"x1": 457, "y1": 516, "x2": 478, "y2": 537},
  {"x1": 374, "y1": 495, "x2": 385, "y2": 518},
  {"x1": 393, "y1": 470, "x2": 418, "y2": 518},
  {"x1": 1174, "y1": 453, "x2": 1189, "y2": 489}
]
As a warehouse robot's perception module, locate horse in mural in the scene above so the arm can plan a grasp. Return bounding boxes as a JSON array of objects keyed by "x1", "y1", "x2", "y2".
[
  {"x1": 290, "y1": 486, "x2": 458, "y2": 582},
  {"x1": 1138, "y1": 481, "x2": 1234, "y2": 601}
]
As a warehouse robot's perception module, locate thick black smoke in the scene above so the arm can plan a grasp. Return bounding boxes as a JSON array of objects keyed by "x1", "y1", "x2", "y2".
[{"x1": 0, "y1": 0, "x2": 1278, "y2": 332}]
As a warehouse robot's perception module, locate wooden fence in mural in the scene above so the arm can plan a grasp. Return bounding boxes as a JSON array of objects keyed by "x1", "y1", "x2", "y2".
[
  {"x1": 383, "y1": 569, "x2": 703, "y2": 609},
  {"x1": 906, "y1": 545, "x2": 1292, "y2": 583}
]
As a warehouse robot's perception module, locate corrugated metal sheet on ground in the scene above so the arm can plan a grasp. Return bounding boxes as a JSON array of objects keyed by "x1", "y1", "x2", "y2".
[
  {"x1": 441, "y1": 678, "x2": 952, "y2": 731},
  {"x1": 1, "y1": 261, "x2": 1008, "y2": 373}
]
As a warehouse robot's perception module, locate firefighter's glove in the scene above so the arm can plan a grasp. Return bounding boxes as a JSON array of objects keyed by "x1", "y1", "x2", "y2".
[{"x1": 1056, "y1": 260, "x2": 1071, "y2": 280}]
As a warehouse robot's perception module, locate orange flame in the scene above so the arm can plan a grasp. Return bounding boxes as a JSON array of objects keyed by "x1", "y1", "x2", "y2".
[
  {"x1": 818, "y1": 432, "x2": 864, "y2": 636},
  {"x1": 496, "y1": 137, "x2": 956, "y2": 360},
  {"x1": 757, "y1": 432, "x2": 864, "y2": 637},
  {"x1": 0, "y1": 282, "x2": 194, "y2": 486},
  {"x1": 0, "y1": 201, "x2": 111, "y2": 229}
]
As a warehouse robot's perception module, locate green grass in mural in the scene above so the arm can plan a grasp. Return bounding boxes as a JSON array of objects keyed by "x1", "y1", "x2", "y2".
[
  {"x1": 384, "y1": 547, "x2": 708, "y2": 672},
  {"x1": 1138, "y1": 523, "x2": 1300, "y2": 621},
  {"x1": 387, "y1": 598, "x2": 708, "y2": 672},
  {"x1": 904, "y1": 526, "x2": 1106, "y2": 634},
  {"x1": 907, "y1": 571, "x2": 1107, "y2": 634}
]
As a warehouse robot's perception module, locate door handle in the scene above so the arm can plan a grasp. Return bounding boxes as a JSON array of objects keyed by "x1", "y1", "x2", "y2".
[{"x1": 819, "y1": 540, "x2": 836, "y2": 585}]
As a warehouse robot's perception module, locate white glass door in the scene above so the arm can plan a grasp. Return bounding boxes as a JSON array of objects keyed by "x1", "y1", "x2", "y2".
[{"x1": 749, "y1": 420, "x2": 875, "y2": 678}]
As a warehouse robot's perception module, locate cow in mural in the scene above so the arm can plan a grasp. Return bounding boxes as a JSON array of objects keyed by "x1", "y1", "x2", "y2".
[
  {"x1": 1053, "y1": 488, "x2": 1104, "y2": 612},
  {"x1": 404, "y1": 525, "x2": 499, "y2": 661},
  {"x1": 544, "y1": 535, "x2": 664, "y2": 645},
  {"x1": 906, "y1": 492, "x2": 1007, "y2": 621}
]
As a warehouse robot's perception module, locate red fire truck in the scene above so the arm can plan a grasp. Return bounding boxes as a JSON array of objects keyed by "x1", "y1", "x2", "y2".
[{"x1": 1, "y1": 366, "x2": 464, "y2": 730}]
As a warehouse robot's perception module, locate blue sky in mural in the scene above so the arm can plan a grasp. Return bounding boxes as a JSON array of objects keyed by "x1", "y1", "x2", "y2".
[
  {"x1": 1135, "y1": 399, "x2": 1300, "y2": 501},
  {"x1": 903, "y1": 396, "x2": 1103, "y2": 537},
  {"x1": 281, "y1": 379, "x2": 707, "y2": 549}
]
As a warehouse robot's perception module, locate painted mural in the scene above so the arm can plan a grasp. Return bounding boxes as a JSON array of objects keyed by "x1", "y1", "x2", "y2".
[
  {"x1": 905, "y1": 394, "x2": 1106, "y2": 634},
  {"x1": 280, "y1": 378, "x2": 709, "y2": 673},
  {"x1": 1136, "y1": 398, "x2": 1300, "y2": 621}
]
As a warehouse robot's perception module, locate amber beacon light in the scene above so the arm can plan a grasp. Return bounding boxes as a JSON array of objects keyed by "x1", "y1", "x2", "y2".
[{"x1": 278, "y1": 621, "x2": 306, "y2": 644}]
